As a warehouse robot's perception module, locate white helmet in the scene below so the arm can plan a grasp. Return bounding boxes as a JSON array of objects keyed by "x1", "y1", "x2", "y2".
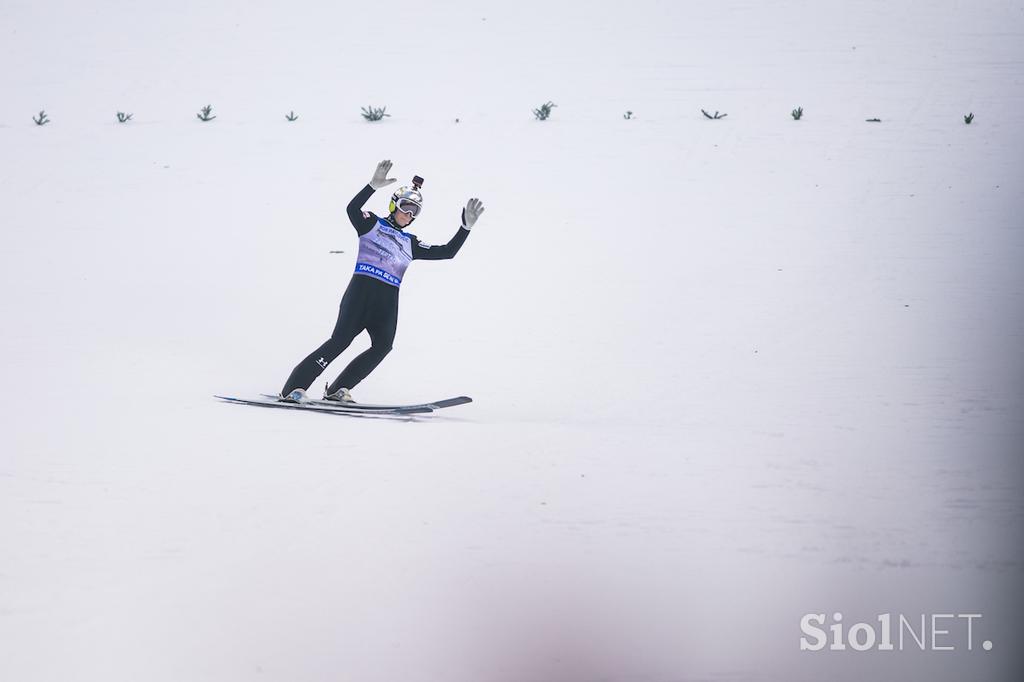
[{"x1": 389, "y1": 175, "x2": 424, "y2": 220}]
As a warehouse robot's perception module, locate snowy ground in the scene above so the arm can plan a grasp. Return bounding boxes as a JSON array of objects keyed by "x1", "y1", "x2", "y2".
[{"x1": 1, "y1": 1, "x2": 1022, "y2": 680}]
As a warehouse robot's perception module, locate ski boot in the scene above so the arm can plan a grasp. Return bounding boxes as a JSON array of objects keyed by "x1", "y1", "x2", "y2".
[
  {"x1": 324, "y1": 386, "x2": 355, "y2": 403},
  {"x1": 279, "y1": 388, "x2": 308, "y2": 404}
]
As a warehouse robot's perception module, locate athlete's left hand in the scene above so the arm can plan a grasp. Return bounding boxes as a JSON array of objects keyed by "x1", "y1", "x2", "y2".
[{"x1": 461, "y1": 198, "x2": 485, "y2": 230}]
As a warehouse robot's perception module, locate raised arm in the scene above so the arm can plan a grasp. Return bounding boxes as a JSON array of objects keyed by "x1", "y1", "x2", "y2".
[
  {"x1": 412, "y1": 227, "x2": 469, "y2": 260},
  {"x1": 347, "y1": 160, "x2": 398, "y2": 235},
  {"x1": 411, "y1": 197, "x2": 484, "y2": 260},
  {"x1": 346, "y1": 185, "x2": 377, "y2": 235}
]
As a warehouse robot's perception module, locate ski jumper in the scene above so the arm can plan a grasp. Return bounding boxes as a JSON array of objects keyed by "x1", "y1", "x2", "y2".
[{"x1": 281, "y1": 184, "x2": 470, "y2": 396}]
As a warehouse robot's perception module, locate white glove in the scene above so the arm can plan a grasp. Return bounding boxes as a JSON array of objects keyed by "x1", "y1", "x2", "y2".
[
  {"x1": 461, "y1": 197, "x2": 485, "y2": 230},
  {"x1": 369, "y1": 159, "x2": 397, "y2": 190}
]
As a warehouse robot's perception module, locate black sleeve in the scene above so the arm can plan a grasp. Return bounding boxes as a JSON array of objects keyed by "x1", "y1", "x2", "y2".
[
  {"x1": 411, "y1": 226, "x2": 471, "y2": 260},
  {"x1": 347, "y1": 184, "x2": 378, "y2": 236}
]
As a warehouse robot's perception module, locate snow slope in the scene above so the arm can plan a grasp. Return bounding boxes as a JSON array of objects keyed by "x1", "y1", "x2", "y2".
[{"x1": 1, "y1": 1, "x2": 1022, "y2": 680}]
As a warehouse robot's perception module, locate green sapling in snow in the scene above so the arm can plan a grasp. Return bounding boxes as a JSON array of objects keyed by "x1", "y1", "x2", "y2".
[
  {"x1": 533, "y1": 101, "x2": 557, "y2": 120},
  {"x1": 361, "y1": 106, "x2": 390, "y2": 121}
]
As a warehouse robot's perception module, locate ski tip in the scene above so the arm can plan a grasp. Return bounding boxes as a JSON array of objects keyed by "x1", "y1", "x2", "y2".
[{"x1": 427, "y1": 396, "x2": 473, "y2": 408}]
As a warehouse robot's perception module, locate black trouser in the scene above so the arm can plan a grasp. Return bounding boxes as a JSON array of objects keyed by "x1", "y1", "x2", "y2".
[{"x1": 282, "y1": 275, "x2": 399, "y2": 396}]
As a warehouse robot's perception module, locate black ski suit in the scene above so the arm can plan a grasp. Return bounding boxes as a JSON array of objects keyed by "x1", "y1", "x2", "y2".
[{"x1": 281, "y1": 184, "x2": 470, "y2": 397}]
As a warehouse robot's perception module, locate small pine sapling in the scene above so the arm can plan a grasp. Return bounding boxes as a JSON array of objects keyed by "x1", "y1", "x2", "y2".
[
  {"x1": 533, "y1": 101, "x2": 557, "y2": 120},
  {"x1": 361, "y1": 106, "x2": 390, "y2": 121}
]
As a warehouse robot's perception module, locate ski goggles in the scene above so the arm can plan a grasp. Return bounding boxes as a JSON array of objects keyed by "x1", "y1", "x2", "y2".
[{"x1": 396, "y1": 198, "x2": 421, "y2": 217}]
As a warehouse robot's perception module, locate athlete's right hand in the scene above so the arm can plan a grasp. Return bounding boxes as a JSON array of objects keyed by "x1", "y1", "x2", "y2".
[{"x1": 369, "y1": 159, "x2": 397, "y2": 190}]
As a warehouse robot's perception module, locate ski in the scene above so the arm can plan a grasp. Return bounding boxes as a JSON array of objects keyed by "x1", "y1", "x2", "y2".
[
  {"x1": 215, "y1": 394, "x2": 432, "y2": 417},
  {"x1": 258, "y1": 393, "x2": 472, "y2": 412}
]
